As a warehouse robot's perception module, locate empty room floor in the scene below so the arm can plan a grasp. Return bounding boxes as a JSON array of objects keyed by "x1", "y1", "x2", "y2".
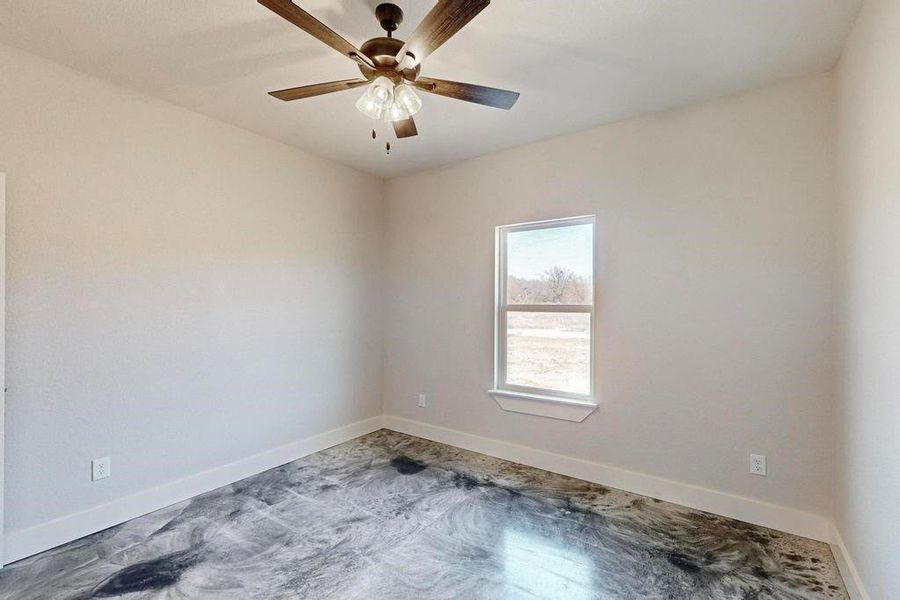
[{"x1": 0, "y1": 430, "x2": 846, "y2": 599}]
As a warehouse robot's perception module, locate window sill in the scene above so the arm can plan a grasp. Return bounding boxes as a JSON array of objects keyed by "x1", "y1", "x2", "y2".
[{"x1": 488, "y1": 389, "x2": 598, "y2": 422}]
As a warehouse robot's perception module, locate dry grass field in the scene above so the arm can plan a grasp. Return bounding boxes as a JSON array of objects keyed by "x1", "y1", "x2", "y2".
[{"x1": 506, "y1": 312, "x2": 590, "y2": 395}]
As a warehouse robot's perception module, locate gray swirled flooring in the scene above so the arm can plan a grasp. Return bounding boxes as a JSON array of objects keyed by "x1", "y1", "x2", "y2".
[{"x1": 0, "y1": 430, "x2": 846, "y2": 599}]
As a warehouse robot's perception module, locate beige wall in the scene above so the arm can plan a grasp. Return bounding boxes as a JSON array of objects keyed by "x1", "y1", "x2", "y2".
[
  {"x1": 0, "y1": 43, "x2": 384, "y2": 534},
  {"x1": 384, "y1": 75, "x2": 836, "y2": 516},
  {"x1": 835, "y1": 0, "x2": 900, "y2": 596}
]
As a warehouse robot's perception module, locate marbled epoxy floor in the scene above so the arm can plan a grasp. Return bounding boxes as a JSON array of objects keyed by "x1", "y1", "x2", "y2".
[{"x1": 0, "y1": 430, "x2": 846, "y2": 599}]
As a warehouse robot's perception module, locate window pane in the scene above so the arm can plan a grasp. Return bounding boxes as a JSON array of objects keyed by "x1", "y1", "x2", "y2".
[
  {"x1": 506, "y1": 312, "x2": 590, "y2": 395},
  {"x1": 507, "y1": 223, "x2": 593, "y2": 305}
]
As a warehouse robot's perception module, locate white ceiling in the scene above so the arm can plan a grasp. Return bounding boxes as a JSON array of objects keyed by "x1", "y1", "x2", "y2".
[{"x1": 0, "y1": 1, "x2": 861, "y2": 178}]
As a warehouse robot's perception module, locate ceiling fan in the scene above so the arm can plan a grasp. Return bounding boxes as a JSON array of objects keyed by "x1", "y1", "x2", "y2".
[{"x1": 258, "y1": 0, "x2": 520, "y2": 142}]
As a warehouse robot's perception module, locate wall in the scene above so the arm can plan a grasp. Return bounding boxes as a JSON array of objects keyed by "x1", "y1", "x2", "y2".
[
  {"x1": 0, "y1": 172, "x2": 5, "y2": 564},
  {"x1": 384, "y1": 75, "x2": 836, "y2": 519},
  {"x1": 0, "y1": 43, "x2": 384, "y2": 545},
  {"x1": 834, "y1": 0, "x2": 900, "y2": 596}
]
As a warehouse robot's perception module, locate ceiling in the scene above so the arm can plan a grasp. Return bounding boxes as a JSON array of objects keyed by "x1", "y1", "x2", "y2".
[{"x1": 0, "y1": 1, "x2": 861, "y2": 178}]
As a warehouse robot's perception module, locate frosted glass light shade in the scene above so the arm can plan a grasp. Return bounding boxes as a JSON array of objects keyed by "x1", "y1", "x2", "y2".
[
  {"x1": 383, "y1": 101, "x2": 410, "y2": 122},
  {"x1": 355, "y1": 90, "x2": 383, "y2": 120},
  {"x1": 393, "y1": 84, "x2": 422, "y2": 116},
  {"x1": 368, "y1": 76, "x2": 394, "y2": 109}
]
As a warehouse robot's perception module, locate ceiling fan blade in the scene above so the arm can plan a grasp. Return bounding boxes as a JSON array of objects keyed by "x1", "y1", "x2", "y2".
[
  {"x1": 412, "y1": 77, "x2": 519, "y2": 109},
  {"x1": 393, "y1": 116, "x2": 419, "y2": 138},
  {"x1": 258, "y1": 0, "x2": 374, "y2": 69},
  {"x1": 269, "y1": 79, "x2": 369, "y2": 101},
  {"x1": 395, "y1": 0, "x2": 490, "y2": 68}
]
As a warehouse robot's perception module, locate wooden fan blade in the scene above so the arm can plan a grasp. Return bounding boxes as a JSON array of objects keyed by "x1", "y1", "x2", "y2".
[
  {"x1": 269, "y1": 79, "x2": 368, "y2": 101},
  {"x1": 393, "y1": 117, "x2": 419, "y2": 138},
  {"x1": 395, "y1": 0, "x2": 490, "y2": 68},
  {"x1": 413, "y1": 77, "x2": 519, "y2": 109},
  {"x1": 258, "y1": 0, "x2": 374, "y2": 68}
]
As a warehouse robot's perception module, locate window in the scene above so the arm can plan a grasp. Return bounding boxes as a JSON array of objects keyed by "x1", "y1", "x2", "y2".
[{"x1": 491, "y1": 216, "x2": 597, "y2": 420}]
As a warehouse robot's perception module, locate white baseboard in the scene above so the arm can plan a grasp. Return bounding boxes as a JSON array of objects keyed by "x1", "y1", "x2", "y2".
[
  {"x1": 6, "y1": 414, "x2": 845, "y2": 582},
  {"x1": 829, "y1": 523, "x2": 870, "y2": 600},
  {"x1": 4, "y1": 416, "x2": 384, "y2": 565},
  {"x1": 382, "y1": 415, "x2": 832, "y2": 543}
]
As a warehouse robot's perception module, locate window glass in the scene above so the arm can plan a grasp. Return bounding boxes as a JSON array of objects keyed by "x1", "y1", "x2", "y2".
[
  {"x1": 506, "y1": 223, "x2": 593, "y2": 305},
  {"x1": 505, "y1": 312, "x2": 591, "y2": 395}
]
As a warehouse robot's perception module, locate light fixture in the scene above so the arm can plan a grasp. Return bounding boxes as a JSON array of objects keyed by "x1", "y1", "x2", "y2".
[
  {"x1": 356, "y1": 76, "x2": 396, "y2": 120},
  {"x1": 383, "y1": 100, "x2": 410, "y2": 123},
  {"x1": 393, "y1": 84, "x2": 422, "y2": 117},
  {"x1": 355, "y1": 92, "x2": 383, "y2": 120},
  {"x1": 371, "y1": 77, "x2": 395, "y2": 110},
  {"x1": 356, "y1": 77, "x2": 424, "y2": 123},
  {"x1": 369, "y1": 76, "x2": 394, "y2": 107}
]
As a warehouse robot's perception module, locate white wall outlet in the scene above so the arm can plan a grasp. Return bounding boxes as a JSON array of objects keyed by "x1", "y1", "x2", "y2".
[
  {"x1": 417, "y1": 393, "x2": 427, "y2": 408},
  {"x1": 750, "y1": 453, "x2": 767, "y2": 476},
  {"x1": 92, "y1": 456, "x2": 111, "y2": 481}
]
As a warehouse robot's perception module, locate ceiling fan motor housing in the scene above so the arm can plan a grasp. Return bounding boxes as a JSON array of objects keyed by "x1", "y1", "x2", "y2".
[{"x1": 358, "y1": 36, "x2": 420, "y2": 82}]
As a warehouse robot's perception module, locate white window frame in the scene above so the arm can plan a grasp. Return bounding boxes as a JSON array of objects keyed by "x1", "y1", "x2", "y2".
[{"x1": 490, "y1": 215, "x2": 598, "y2": 422}]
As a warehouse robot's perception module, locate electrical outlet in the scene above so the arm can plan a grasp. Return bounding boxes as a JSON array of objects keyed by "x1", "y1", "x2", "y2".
[
  {"x1": 750, "y1": 454, "x2": 767, "y2": 476},
  {"x1": 417, "y1": 393, "x2": 427, "y2": 408},
  {"x1": 92, "y1": 456, "x2": 111, "y2": 481}
]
